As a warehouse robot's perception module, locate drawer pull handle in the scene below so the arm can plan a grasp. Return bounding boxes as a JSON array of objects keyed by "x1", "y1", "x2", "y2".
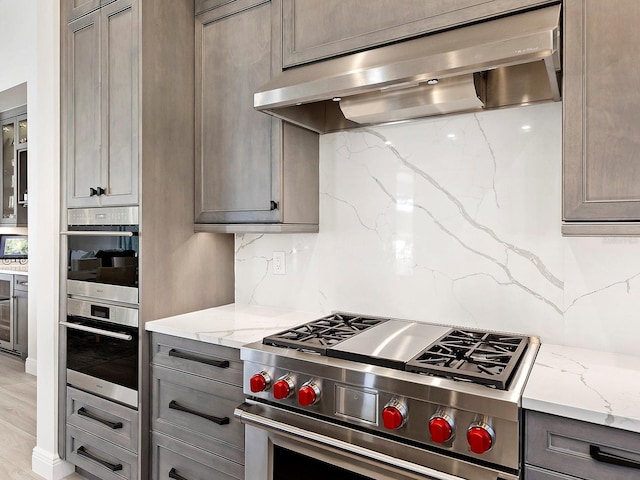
[
  {"x1": 168, "y1": 468, "x2": 189, "y2": 480},
  {"x1": 76, "y1": 445, "x2": 123, "y2": 472},
  {"x1": 77, "y1": 407, "x2": 123, "y2": 430},
  {"x1": 168, "y1": 348, "x2": 229, "y2": 368},
  {"x1": 590, "y1": 445, "x2": 640, "y2": 470},
  {"x1": 168, "y1": 400, "x2": 230, "y2": 425}
]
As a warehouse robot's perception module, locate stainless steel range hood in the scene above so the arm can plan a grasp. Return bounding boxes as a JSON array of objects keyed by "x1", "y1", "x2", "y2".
[{"x1": 254, "y1": 4, "x2": 561, "y2": 134}]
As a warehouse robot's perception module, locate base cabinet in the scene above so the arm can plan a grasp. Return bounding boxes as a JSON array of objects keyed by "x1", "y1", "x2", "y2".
[
  {"x1": 150, "y1": 333, "x2": 245, "y2": 479},
  {"x1": 66, "y1": 387, "x2": 139, "y2": 480},
  {"x1": 525, "y1": 411, "x2": 640, "y2": 480},
  {"x1": 0, "y1": 273, "x2": 28, "y2": 358}
]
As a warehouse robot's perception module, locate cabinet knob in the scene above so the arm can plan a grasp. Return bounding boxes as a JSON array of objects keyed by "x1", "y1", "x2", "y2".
[
  {"x1": 270, "y1": 200, "x2": 278, "y2": 211},
  {"x1": 97, "y1": 187, "x2": 106, "y2": 196},
  {"x1": 89, "y1": 187, "x2": 97, "y2": 197}
]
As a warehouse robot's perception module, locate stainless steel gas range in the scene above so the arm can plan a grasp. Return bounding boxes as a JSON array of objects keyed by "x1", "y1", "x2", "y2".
[{"x1": 235, "y1": 313, "x2": 539, "y2": 480}]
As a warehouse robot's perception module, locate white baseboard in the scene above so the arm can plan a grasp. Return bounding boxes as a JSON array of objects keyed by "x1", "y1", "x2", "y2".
[
  {"x1": 32, "y1": 446, "x2": 76, "y2": 480},
  {"x1": 25, "y1": 356, "x2": 37, "y2": 376}
]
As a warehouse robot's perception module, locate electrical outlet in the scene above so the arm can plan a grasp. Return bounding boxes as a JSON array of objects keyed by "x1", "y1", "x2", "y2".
[{"x1": 273, "y1": 251, "x2": 286, "y2": 275}]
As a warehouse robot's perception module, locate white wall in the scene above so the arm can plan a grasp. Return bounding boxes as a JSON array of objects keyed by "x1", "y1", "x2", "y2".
[
  {"x1": 236, "y1": 102, "x2": 640, "y2": 357},
  {"x1": 0, "y1": 1, "x2": 73, "y2": 478}
]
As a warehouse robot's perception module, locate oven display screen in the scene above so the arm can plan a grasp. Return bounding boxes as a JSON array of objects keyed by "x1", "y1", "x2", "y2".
[
  {"x1": 91, "y1": 304, "x2": 110, "y2": 319},
  {"x1": 335, "y1": 385, "x2": 378, "y2": 424}
]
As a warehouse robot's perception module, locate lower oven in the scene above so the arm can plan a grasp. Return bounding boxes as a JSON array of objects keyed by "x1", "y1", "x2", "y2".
[
  {"x1": 235, "y1": 401, "x2": 518, "y2": 480},
  {"x1": 62, "y1": 297, "x2": 139, "y2": 408}
]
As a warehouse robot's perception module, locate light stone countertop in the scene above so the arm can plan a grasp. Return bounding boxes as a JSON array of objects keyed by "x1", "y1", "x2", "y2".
[
  {"x1": 523, "y1": 343, "x2": 640, "y2": 434},
  {"x1": 0, "y1": 264, "x2": 28, "y2": 276},
  {"x1": 147, "y1": 304, "x2": 640, "y2": 434},
  {"x1": 145, "y1": 303, "x2": 321, "y2": 349}
]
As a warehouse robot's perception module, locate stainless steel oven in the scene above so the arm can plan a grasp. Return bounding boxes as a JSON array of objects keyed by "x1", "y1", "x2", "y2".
[
  {"x1": 62, "y1": 298, "x2": 139, "y2": 407},
  {"x1": 63, "y1": 207, "x2": 139, "y2": 305},
  {"x1": 61, "y1": 206, "x2": 140, "y2": 408},
  {"x1": 236, "y1": 313, "x2": 539, "y2": 480},
  {"x1": 237, "y1": 401, "x2": 505, "y2": 480}
]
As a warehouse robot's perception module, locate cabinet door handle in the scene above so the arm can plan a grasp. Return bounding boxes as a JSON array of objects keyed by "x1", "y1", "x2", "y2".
[
  {"x1": 168, "y1": 348, "x2": 229, "y2": 368},
  {"x1": 97, "y1": 186, "x2": 106, "y2": 196},
  {"x1": 77, "y1": 407, "x2": 123, "y2": 430},
  {"x1": 590, "y1": 445, "x2": 640, "y2": 470},
  {"x1": 76, "y1": 446, "x2": 123, "y2": 472},
  {"x1": 168, "y1": 400, "x2": 230, "y2": 425},
  {"x1": 270, "y1": 200, "x2": 278, "y2": 210},
  {"x1": 168, "y1": 468, "x2": 189, "y2": 480},
  {"x1": 89, "y1": 187, "x2": 98, "y2": 197}
]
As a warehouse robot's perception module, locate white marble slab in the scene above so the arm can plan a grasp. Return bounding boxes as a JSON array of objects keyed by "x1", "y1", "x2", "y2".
[
  {"x1": 523, "y1": 344, "x2": 640, "y2": 434},
  {"x1": 144, "y1": 303, "x2": 322, "y2": 349}
]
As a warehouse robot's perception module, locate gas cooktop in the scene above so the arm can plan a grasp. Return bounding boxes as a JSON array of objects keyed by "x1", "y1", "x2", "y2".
[{"x1": 263, "y1": 312, "x2": 528, "y2": 390}]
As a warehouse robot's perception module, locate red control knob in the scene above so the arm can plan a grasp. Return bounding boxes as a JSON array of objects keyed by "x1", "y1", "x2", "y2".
[
  {"x1": 429, "y1": 416, "x2": 453, "y2": 443},
  {"x1": 249, "y1": 372, "x2": 271, "y2": 393},
  {"x1": 273, "y1": 377, "x2": 294, "y2": 400},
  {"x1": 298, "y1": 382, "x2": 320, "y2": 406},
  {"x1": 382, "y1": 401, "x2": 407, "y2": 430},
  {"x1": 467, "y1": 425, "x2": 494, "y2": 454}
]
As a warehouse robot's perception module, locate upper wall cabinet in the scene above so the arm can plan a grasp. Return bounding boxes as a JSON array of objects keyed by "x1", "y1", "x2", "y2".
[
  {"x1": 0, "y1": 108, "x2": 27, "y2": 226},
  {"x1": 65, "y1": 0, "x2": 139, "y2": 209},
  {"x1": 67, "y1": 0, "x2": 117, "y2": 23},
  {"x1": 194, "y1": 0, "x2": 319, "y2": 233},
  {"x1": 562, "y1": 0, "x2": 640, "y2": 235},
  {"x1": 281, "y1": 0, "x2": 558, "y2": 67}
]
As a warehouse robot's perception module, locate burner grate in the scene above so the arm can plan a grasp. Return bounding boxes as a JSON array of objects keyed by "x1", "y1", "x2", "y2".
[
  {"x1": 263, "y1": 313, "x2": 388, "y2": 354},
  {"x1": 405, "y1": 329, "x2": 528, "y2": 390}
]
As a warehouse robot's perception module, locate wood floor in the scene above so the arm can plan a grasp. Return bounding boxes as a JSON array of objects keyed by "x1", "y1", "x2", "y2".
[{"x1": 0, "y1": 351, "x2": 86, "y2": 480}]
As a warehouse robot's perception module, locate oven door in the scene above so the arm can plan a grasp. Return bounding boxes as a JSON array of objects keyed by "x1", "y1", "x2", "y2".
[
  {"x1": 235, "y1": 401, "x2": 518, "y2": 480},
  {"x1": 62, "y1": 298, "x2": 139, "y2": 408},
  {"x1": 63, "y1": 224, "x2": 139, "y2": 305}
]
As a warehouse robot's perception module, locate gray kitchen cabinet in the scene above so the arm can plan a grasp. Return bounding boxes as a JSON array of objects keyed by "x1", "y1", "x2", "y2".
[
  {"x1": 0, "y1": 273, "x2": 28, "y2": 358},
  {"x1": 65, "y1": 387, "x2": 139, "y2": 479},
  {"x1": 66, "y1": 0, "x2": 139, "y2": 209},
  {"x1": 13, "y1": 275, "x2": 27, "y2": 358},
  {"x1": 67, "y1": 0, "x2": 118, "y2": 22},
  {"x1": 281, "y1": 0, "x2": 557, "y2": 67},
  {"x1": 525, "y1": 410, "x2": 640, "y2": 480},
  {"x1": 150, "y1": 333, "x2": 245, "y2": 479},
  {"x1": 0, "y1": 108, "x2": 28, "y2": 226},
  {"x1": 194, "y1": 0, "x2": 319, "y2": 233},
  {"x1": 562, "y1": 0, "x2": 640, "y2": 235}
]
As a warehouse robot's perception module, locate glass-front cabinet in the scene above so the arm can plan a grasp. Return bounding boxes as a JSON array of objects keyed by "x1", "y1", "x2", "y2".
[
  {"x1": 0, "y1": 107, "x2": 27, "y2": 226},
  {"x1": 0, "y1": 274, "x2": 13, "y2": 350}
]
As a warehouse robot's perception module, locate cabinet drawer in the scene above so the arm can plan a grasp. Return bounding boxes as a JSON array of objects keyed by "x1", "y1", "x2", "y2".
[
  {"x1": 152, "y1": 365, "x2": 245, "y2": 463},
  {"x1": 150, "y1": 333, "x2": 242, "y2": 386},
  {"x1": 526, "y1": 411, "x2": 640, "y2": 480},
  {"x1": 66, "y1": 424, "x2": 138, "y2": 480},
  {"x1": 525, "y1": 465, "x2": 581, "y2": 480},
  {"x1": 13, "y1": 275, "x2": 28, "y2": 292},
  {"x1": 152, "y1": 432, "x2": 243, "y2": 480},
  {"x1": 67, "y1": 387, "x2": 139, "y2": 452}
]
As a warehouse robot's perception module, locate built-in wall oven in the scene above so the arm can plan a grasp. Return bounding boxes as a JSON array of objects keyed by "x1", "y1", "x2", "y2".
[
  {"x1": 62, "y1": 298, "x2": 138, "y2": 407},
  {"x1": 61, "y1": 207, "x2": 140, "y2": 408}
]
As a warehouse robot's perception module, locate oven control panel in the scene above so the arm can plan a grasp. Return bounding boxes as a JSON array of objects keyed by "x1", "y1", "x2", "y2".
[{"x1": 243, "y1": 360, "x2": 520, "y2": 469}]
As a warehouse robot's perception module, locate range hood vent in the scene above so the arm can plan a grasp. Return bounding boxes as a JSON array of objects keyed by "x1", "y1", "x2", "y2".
[{"x1": 254, "y1": 4, "x2": 561, "y2": 134}]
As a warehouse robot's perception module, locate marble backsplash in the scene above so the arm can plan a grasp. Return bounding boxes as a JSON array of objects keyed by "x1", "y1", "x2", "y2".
[{"x1": 235, "y1": 102, "x2": 640, "y2": 356}]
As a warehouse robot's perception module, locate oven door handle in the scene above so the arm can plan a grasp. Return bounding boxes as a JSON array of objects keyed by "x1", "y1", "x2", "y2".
[
  {"x1": 60, "y1": 321, "x2": 134, "y2": 341},
  {"x1": 60, "y1": 231, "x2": 135, "y2": 237},
  {"x1": 234, "y1": 402, "x2": 467, "y2": 480}
]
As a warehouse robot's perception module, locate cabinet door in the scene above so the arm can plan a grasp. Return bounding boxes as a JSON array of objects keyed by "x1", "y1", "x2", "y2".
[
  {"x1": 195, "y1": 0, "x2": 282, "y2": 224},
  {"x1": 0, "y1": 274, "x2": 12, "y2": 351},
  {"x1": 99, "y1": 0, "x2": 139, "y2": 207},
  {"x1": 13, "y1": 278, "x2": 27, "y2": 358},
  {"x1": 0, "y1": 117, "x2": 16, "y2": 224},
  {"x1": 67, "y1": 11, "x2": 102, "y2": 208},
  {"x1": 563, "y1": 0, "x2": 640, "y2": 227},
  {"x1": 282, "y1": 0, "x2": 557, "y2": 67}
]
